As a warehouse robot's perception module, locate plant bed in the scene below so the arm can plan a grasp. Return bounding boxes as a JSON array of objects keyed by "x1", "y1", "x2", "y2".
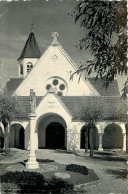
[
  {"x1": 1, "y1": 171, "x2": 73, "y2": 193},
  {"x1": 1, "y1": 162, "x2": 100, "y2": 193},
  {"x1": 24, "y1": 159, "x2": 55, "y2": 163},
  {"x1": 66, "y1": 164, "x2": 88, "y2": 175}
]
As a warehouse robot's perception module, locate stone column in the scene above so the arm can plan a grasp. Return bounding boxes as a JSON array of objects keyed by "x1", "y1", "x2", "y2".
[
  {"x1": 122, "y1": 133, "x2": 126, "y2": 151},
  {"x1": 67, "y1": 129, "x2": 71, "y2": 151},
  {"x1": 26, "y1": 113, "x2": 39, "y2": 169},
  {"x1": 98, "y1": 133, "x2": 103, "y2": 151}
]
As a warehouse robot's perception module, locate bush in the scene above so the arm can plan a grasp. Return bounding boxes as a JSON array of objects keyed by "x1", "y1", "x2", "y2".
[
  {"x1": 1, "y1": 171, "x2": 73, "y2": 193},
  {"x1": 66, "y1": 164, "x2": 88, "y2": 175},
  {"x1": 24, "y1": 159, "x2": 55, "y2": 163},
  {"x1": 1, "y1": 171, "x2": 45, "y2": 185}
]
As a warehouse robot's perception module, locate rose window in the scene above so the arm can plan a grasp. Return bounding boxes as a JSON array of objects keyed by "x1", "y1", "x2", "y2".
[{"x1": 45, "y1": 77, "x2": 68, "y2": 96}]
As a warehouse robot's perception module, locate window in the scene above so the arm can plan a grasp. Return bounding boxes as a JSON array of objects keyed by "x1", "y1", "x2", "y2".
[
  {"x1": 45, "y1": 76, "x2": 68, "y2": 96},
  {"x1": 27, "y1": 62, "x2": 33, "y2": 73},
  {"x1": 20, "y1": 64, "x2": 23, "y2": 75}
]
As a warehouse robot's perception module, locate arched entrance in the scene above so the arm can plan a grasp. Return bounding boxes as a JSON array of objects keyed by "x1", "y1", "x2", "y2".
[
  {"x1": 10, "y1": 124, "x2": 25, "y2": 149},
  {"x1": 37, "y1": 113, "x2": 67, "y2": 149},
  {"x1": 46, "y1": 122, "x2": 65, "y2": 149},
  {"x1": 80, "y1": 125, "x2": 99, "y2": 150},
  {"x1": 103, "y1": 124, "x2": 123, "y2": 149}
]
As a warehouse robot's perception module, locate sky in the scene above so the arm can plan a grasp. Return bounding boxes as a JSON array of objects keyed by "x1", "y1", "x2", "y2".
[{"x1": 0, "y1": 0, "x2": 127, "y2": 92}]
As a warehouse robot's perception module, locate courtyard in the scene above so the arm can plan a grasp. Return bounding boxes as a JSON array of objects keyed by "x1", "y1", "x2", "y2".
[{"x1": 0, "y1": 148, "x2": 128, "y2": 193}]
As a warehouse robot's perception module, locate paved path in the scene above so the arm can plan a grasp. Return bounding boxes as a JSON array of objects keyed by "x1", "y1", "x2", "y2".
[{"x1": 1, "y1": 149, "x2": 128, "y2": 193}]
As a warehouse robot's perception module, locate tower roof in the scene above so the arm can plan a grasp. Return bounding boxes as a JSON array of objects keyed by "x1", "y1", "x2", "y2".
[{"x1": 18, "y1": 32, "x2": 41, "y2": 60}]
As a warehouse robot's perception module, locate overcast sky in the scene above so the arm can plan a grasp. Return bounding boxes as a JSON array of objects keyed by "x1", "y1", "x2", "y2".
[{"x1": 0, "y1": 0, "x2": 126, "y2": 92}]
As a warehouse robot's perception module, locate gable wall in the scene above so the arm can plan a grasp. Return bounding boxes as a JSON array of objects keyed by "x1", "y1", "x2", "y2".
[{"x1": 14, "y1": 46, "x2": 98, "y2": 96}]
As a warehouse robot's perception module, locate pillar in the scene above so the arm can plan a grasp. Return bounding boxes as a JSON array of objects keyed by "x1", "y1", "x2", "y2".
[
  {"x1": 98, "y1": 133, "x2": 103, "y2": 151},
  {"x1": 122, "y1": 133, "x2": 126, "y2": 151},
  {"x1": 67, "y1": 129, "x2": 71, "y2": 151},
  {"x1": 26, "y1": 113, "x2": 39, "y2": 169}
]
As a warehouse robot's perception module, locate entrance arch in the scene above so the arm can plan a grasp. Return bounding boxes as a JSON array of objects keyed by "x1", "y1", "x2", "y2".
[
  {"x1": 103, "y1": 124, "x2": 123, "y2": 149},
  {"x1": 10, "y1": 123, "x2": 25, "y2": 149},
  {"x1": 37, "y1": 113, "x2": 67, "y2": 149},
  {"x1": 46, "y1": 122, "x2": 65, "y2": 149}
]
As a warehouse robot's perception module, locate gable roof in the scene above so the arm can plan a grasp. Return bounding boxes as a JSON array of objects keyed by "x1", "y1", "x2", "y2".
[
  {"x1": 18, "y1": 32, "x2": 41, "y2": 60},
  {"x1": 5, "y1": 78, "x2": 24, "y2": 94},
  {"x1": 88, "y1": 78, "x2": 120, "y2": 97}
]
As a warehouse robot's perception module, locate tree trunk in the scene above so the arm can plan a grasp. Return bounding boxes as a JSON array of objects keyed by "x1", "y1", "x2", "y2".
[
  {"x1": 84, "y1": 131, "x2": 88, "y2": 153},
  {"x1": 4, "y1": 124, "x2": 10, "y2": 156},
  {"x1": 126, "y1": 123, "x2": 128, "y2": 153},
  {"x1": 89, "y1": 128, "x2": 93, "y2": 157}
]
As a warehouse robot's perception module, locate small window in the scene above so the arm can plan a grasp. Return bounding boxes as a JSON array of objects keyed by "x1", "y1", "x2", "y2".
[
  {"x1": 59, "y1": 84, "x2": 65, "y2": 90},
  {"x1": 53, "y1": 79, "x2": 58, "y2": 86},
  {"x1": 20, "y1": 64, "x2": 23, "y2": 75},
  {"x1": 46, "y1": 84, "x2": 52, "y2": 90},
  {"x1": 27, "y1": 62, "x2": 33, "y2": 73}
]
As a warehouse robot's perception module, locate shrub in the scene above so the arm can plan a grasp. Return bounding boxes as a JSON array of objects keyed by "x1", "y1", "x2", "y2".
[
  {"x1": 24, "y1": 159, "x2": 55, "y2": 163},
  {"x1": 66, "y1": 164, "x2": 88, "y2": 175},
  {"x1": 1, "y1": 171, "x2": 73, "y2": 193},
  {"x1": 1, "y1": 171, "x2": 45, "y2": 185}
]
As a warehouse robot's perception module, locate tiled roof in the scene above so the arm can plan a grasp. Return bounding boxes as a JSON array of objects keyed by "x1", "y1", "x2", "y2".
[
  {"x1": 88, "y1": 78, "x2": 120, "y2": 96},
  {"x1": 5, "y1": 78, "x2": 24, "y2": 94},
  {"x1": 60, "y1": 96, "x2": 127, "y2": 120},
  {"x1": 16, "y1": 96, "x2": 42, "y2": 118},
  {"x1": 18, "y1": 32, "x2": 41, "y2": 60},
  {"x1": 15, "y1": 96, "x2": 127, "y2": 121}
]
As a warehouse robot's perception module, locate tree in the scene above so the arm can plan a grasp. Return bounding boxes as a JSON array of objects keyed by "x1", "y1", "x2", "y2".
[
  {"x1": 70, "y1": 0, "x2": 127, "y2": 91},
  {"x1": 78, "y1": 98, "x2": 106, "y2": 157},
  {"x1": 0, "y1": 93, "x2": 23, "y2": 155}
]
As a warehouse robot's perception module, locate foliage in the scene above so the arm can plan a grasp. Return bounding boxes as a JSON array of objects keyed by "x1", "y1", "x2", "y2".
[
  {"x1": 115, "y1": 99, "x2": 128, "y2": 121},
  {"x1": 1, "y1": 171, "x2": 45, "y2": 185},
  {"x1": 66, "y1": 164, "x2": 88, "y2": 175},
  {"x1": 70, "y1": 0, "x2": 127, "y2": 89},
  {"x1": 78, "y1": 98, "x2": 106, "y2": 123},
  {"x1": 1, "y1": 171, "x2": 73, "y2": 193},
  {"x1": 24, "y1": 159, "x2": 55, "y2": 163},
  {"x1": 0, "y1": 93, "x2": 23, "y2": 124},
  {"x1": 0, "y1": 93, "x2": 23, "y2": 155}
]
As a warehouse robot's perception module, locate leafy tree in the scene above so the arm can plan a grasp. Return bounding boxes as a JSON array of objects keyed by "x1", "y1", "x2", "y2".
[
  {"x1": 0, "y1": 93, "x2": 23, "y2": 155},
  {"x1": 79, "y1": 99, "x2": 106, "y2": 156},
  {"x1": 70, "y1": 0, "x2": 127, "y2": 93}
]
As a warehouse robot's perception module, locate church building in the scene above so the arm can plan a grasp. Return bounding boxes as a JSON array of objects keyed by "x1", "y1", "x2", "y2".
[{"x1": 1, "y1": 30, "x2": 127, "y2": 154}]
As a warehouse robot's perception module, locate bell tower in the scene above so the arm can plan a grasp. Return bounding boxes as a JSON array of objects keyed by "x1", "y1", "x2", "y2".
[{"x1": 18, "y1": 25, "x2": 41, "y2": 78}]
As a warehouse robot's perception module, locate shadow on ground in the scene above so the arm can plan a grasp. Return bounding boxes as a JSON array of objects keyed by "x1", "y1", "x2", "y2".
[{"x1": 105, "y1": 169, "x2": 127, "y2": 179}]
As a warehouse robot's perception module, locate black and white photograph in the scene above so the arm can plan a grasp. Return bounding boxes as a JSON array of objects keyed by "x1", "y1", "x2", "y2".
[{"x1": 0, "y1": 0, "x2": 127, "y2": 193}]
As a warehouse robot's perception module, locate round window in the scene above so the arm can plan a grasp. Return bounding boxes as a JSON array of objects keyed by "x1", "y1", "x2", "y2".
[
  {"x1": 46, "y1": 84, "x2": 52, "y2": 90},
  {"x1": 59, "y1": 84, "x2": 65, "y2": 90},
  {"x1": 53, "y1": 79, "x2": 58, "y2": 86},
  {"x1": 57, "y1": 91, "x2": 63, "y2": 96}
]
